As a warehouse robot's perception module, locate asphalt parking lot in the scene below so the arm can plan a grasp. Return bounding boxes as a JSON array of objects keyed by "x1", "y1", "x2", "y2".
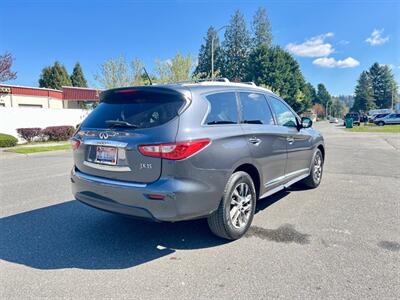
[{"x1": 1, "y1": 122, "x2": 399, "y2": 299}]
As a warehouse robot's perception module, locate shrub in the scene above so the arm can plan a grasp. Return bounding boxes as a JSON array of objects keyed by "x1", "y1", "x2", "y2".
[
  {"x1": 16, "y1": 128, "x2": 42, "y2": 142},
  {"x1": 0, "y1": 133, "x2": 18, "y2": 147},
  {"x1": 42, "y1": 126, "x2": 75, "y2": 141}
]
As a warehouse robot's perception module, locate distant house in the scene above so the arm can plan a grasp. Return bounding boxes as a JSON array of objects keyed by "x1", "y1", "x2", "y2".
[{"x1": 0, "y1": 84, "x2": 100, "y2": 109}]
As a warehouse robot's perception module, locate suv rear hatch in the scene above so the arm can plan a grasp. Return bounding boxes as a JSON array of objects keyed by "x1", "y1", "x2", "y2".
[{"x1": 73, "y1": 87, "x2": 188, "y2": 183}]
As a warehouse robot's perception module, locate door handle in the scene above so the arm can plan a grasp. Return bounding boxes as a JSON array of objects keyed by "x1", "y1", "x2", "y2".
[
  {"x1": 286, "y1": 137, "x2": 295, "y2": 144},
  {"x1": 248, "y1": 137, "x2": 262, "y2": 145}
]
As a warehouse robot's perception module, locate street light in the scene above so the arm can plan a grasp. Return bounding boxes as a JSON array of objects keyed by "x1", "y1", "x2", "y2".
[{"x1": 211, "y1": 25, "x2": 228, "y2": 79}]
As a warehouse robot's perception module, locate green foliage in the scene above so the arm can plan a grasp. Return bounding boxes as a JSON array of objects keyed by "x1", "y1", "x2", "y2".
[
  {"x1": 220, "y1": 10, "x2": 251, "y2": 81},
  {"x1": 70, "y1": 62, "x2": 87, "y2": 87},
  {"x1": 330, "y1": 99, "x2": 345, "y2": 118},
  {"x1": 194, "y1": 27, "x2": 222, "y2": 79},
  {"x1": 39, "y1": 61, "x2": 72, "y2": 90},
  {"x1": 0, "y1": 133, "x2": 18, "y2": 147},
  {"x1": 316, "y1": 83, "x2": 331, "y2": 109},
  {"x1": 252, "y1": 7, "x2": 272, "y2": 48},
  {"x1": 352, "y1": 71, "x2": 375, "y2": 112},
  {"x1": 247, "y1": 45, "x2": 310, "y2": 113},
  {"x1": 94, "y1": 56, "x2": 148, "y2": 89},
  {"x1": 155, "y1": 52, "x2": 194, "y2": 83},
  {"x1": 368, "y1": 63, "x2": 398, "y2": 109}
]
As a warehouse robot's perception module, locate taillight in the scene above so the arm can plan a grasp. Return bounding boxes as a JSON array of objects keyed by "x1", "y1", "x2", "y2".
[
  {"x1": 138, "y1": 139, "x2": 210, "y2": 160},
  {"x1": 70, "y1": 138, "x2": 81, "y2": 151}
]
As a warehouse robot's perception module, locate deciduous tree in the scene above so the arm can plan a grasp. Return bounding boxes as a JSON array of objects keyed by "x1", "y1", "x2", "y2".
[{"x1": 0, "y1": 52, "x2": 17, "y2": 82}]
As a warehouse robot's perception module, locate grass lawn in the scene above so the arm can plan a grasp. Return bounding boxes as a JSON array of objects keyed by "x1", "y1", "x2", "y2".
[
  {"x1": 5, "y1": 144, "x2": 71, "y2": 154},
  {"x1": 346, "y1": 124, "x2": 400, "y2": 133}
]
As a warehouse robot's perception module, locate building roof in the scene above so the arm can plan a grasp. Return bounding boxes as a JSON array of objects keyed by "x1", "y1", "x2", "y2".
[{"x1": 0, "y1": 84, "x2": 100, "y2": 101}]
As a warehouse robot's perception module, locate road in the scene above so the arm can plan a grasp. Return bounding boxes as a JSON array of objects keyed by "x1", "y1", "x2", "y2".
[{"x1": 1, "y1": 122, "x2": 399, "y2": 299}]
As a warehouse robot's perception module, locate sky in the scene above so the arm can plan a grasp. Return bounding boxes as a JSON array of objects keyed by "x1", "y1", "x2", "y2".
[{"x1": 1, "y1": 0, "x2": 399, "y2": 95}]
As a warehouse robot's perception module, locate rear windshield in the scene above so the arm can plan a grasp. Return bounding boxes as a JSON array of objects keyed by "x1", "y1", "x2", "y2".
[{"x1": 81, "y1": 90, "x2": 185, "y2": 129}]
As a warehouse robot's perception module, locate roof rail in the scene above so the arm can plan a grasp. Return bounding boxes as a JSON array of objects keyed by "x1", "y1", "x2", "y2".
[
  {"x1": 170, "y1": 77, "x2": 230, "y2": 84},
  {"x1": 242, "y1": 82, "x2": 257, "y2": 86}
]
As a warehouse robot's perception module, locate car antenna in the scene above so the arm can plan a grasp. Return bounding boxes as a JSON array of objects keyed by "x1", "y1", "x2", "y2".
[{"x1": 142, "y1": 67, "x2": 152, "y2": 85}]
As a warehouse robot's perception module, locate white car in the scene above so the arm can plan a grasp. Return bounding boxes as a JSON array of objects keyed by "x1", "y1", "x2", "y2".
[
  {"x1": 374, "y1": 113, "x2": 400, "y2": 126},
  {"x1": 329, "y1": 117, "x2": 338, "y2": 123}
]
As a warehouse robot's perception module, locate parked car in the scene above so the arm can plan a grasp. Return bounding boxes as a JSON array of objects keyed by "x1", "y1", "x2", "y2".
[
  {"x1": 70, "y1": 80, "x2": 325, "y2": 240},
  {"x1": 369, "y1": 113, "x2": 390, "y2": 123},
  {"x1": 343, "y1": 113, "x2": 361, "y2": 126},
  {"x1": 329, "y1": 117, "x2": 338, "y2": 123},
  {"x1": 374, "y1": 113, "x2": 400, "y2": 126}
]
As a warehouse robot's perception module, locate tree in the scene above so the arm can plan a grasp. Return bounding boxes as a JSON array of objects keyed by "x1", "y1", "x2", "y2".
[
  {"x1": 0, "y1": 52, "x2": 17, "y2": 82},
  {"x1": 155, "y1": 52, "x2": 194, "y2": 83},
  {"x1": 70, "y1": 62, "x2": 87, "y2": 87},
  {"x1": 94, "y1": 56, "x2": 148, "y2": 89},
  {"x1": 194, "y1": 27, "x2": 221, "y2": 78},
  {"x1": 316, "y1": 84, "x2": 332, "y2": 113},
  {"x1": 330, "y1": 99, "x2": 345, "y2": 118},
  {"x1": 304, "y1": 82, "x2": 318, "y2": 104},
  {"x1": 352, "y1": 71, "x2": 375, "y2": 112},
  {"x1": 39, "y1": 61, "x2": 71, "y2": 90},
  {"x1": 220, "y1": 10, "x2": 251, "y2": 81},
  {"x1": 312, "y1": 103, "x2": 325, "y2": 118},
  {"x1": 252, "y1": 7, "x2": 272, "y2": 48},
  {"x1": 368, "y1": 62, "x2": 398, "y2": 109},
  {"x1": 247, "y1": 45, "x2": 309, "y2": 113}
]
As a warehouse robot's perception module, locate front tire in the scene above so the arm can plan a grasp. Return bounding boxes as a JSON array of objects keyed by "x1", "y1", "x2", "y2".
[
  {"x1": 300, "y1": 149, "x2": 324, "y2": 188},
  {"x1": 207, "y1": 171, "x2": 256, "y2": 240},
  {"x1": 377, "y1": 121, "x2": 385, "y2": 126}
]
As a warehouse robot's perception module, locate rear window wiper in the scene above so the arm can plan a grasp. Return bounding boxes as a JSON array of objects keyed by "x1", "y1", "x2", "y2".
[
  {"x1": 105, "y1": 120, "x2": 139, "y2": 128},
  {"x1": 207, "y1": 121, "x2": 236, "y2": 125}
]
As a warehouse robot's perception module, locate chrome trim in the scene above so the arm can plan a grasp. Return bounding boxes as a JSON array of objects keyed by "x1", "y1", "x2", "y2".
[
  {"x1": 83, "y1": 139, "x2": 128, "y2": 148},
  {"x1": 83, "y1": 161, "x2": 131, "y2": 172},
  {"x1": 73, "y1": 169, "x2": 146, "y2": 188},
  {"x1": 264, "y1": 168, "x2": 309, "y2": 188},
  {"x1": 260, "y1": 172, "x2": 309, "y2": 199}
]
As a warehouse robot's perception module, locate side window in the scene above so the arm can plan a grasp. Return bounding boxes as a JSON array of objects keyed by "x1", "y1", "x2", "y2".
[
  {"x1": 269, "y1": 97, "x2": 298, "y2": 127},
  {"x1": 204, "y1": 92, "x2": 238, "y2": 125},
  {"x1": 239, "y1": 92, "x2": 274, "y2": 125}
]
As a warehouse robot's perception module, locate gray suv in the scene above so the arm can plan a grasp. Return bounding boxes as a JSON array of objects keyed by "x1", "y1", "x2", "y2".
[{"x1": 71, "y1": 80, "x2": 325, "y2": 240}]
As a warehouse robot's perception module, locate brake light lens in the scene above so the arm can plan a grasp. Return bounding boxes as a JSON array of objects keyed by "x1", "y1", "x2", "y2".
[
  {"x1": 70, "y1": 138, "x2": 81, "y2": 151},
  {"x1": 138, "y1": 139, "x2": 210, "y2": 160}
]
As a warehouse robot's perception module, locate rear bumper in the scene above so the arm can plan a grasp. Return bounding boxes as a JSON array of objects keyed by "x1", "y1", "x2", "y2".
[{"x1": 71, "y1": 167, "x2": 226, "y2": 222}]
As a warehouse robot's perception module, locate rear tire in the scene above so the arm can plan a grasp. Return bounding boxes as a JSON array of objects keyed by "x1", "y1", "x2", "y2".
[
  {"x1": 207, "y1": 171, "x2": 256, "y2": 240},
  {"x1": 300, "y1": 149, "x2": 324, "y2": 188}
]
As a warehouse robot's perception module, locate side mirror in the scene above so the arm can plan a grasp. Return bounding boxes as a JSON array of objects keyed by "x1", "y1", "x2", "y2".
[{"x1": 301, "y1": 117, "x2": 312, "y2": 128}]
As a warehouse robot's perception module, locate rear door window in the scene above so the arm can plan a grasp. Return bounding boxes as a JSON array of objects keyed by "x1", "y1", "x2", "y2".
[
  {"x1": 239, "y1": 92, "x2": 274, "y2": 125},
  {"x1": 81, "y1": 89, "x2": 185, "y2": 129},
  {"x1": 204, "y1": 92, "x2": 238, "y2": 125}
]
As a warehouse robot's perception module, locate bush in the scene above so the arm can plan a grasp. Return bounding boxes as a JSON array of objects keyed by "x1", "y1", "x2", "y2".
[
  {"x1": 16, "y1": 127, "x2": 42, "y2": 142},
  {"x1": 0, "y1": 133, "x2": 18, "y2": 147},
  {"x1": 42, "y1": 126, "x2": 75, "y2": 141}
]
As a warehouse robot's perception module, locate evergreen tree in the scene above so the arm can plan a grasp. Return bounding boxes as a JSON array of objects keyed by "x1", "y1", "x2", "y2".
[
  {"x1": 352, "y1": 71, "x2": 375, "y2": 112},
  {"x1": 247, "y1": 45, "x2": 309, "y2": 113},
  {"x1": 252, "y1": 7, "x2": 272, "y2": 48},
  {"x1": 220, "y1": 10, "x2": 251, "y2": 81},
  {"x1": 368, "y1": 62, "x2": 398, "y2": 108},
  {"x1": 39, "y1": 61, "x2": 71, "y2": 90},
  {"x1": 316, "y1": 83, "x2": 331, "y2": 108},
  {"x1": 194, "y1": 27, "x2": 221, "y2": 78},
  {"x1": 70, "y1": 62, "x2": 87, "y2": 87}
]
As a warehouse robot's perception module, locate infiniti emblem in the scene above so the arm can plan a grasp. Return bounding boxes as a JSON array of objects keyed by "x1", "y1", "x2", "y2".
[{"x1": 99, "y1": 132, "x2": 109, "y2": 139}]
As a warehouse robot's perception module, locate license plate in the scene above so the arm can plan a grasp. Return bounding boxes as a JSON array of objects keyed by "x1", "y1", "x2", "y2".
[{"x1": 95, "y1": 146, "x2": 118, "y2": 165}]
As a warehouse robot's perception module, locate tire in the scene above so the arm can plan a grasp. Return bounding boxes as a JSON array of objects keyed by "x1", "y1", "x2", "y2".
[
  {"x1": 300, "y1": 149, "x2": 324, "y2": 188},
  {"x1": 207, "y1": 171, "x2": 256, "y2": 240},
  {"x1": 378, "y1": 121, "x2": 385, "y2": 126}
]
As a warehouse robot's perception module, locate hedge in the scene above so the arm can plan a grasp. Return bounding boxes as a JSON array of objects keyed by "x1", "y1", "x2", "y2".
[
  {"x1": 16, "y1": 128, "x2": 42, "y2": 142},
  {"x1": 0, "y1": 133, "x2": 18, "y2": 147},
  {"x1": 42, "y1": 126, "x2": 75, "y2": 141}
]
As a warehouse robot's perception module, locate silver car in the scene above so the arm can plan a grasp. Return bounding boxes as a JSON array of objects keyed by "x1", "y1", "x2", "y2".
[
  {"x1": 70, "y1": 80, "x2": 325, "y2": 240},
  {"x1": 374, "y1": 113, "x2": 400, "y2": 126}
]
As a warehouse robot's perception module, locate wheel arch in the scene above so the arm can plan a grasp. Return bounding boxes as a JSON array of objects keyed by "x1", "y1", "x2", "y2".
[{"x1": 233, "y1": 163, "x2": 261, "y2": 200}]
